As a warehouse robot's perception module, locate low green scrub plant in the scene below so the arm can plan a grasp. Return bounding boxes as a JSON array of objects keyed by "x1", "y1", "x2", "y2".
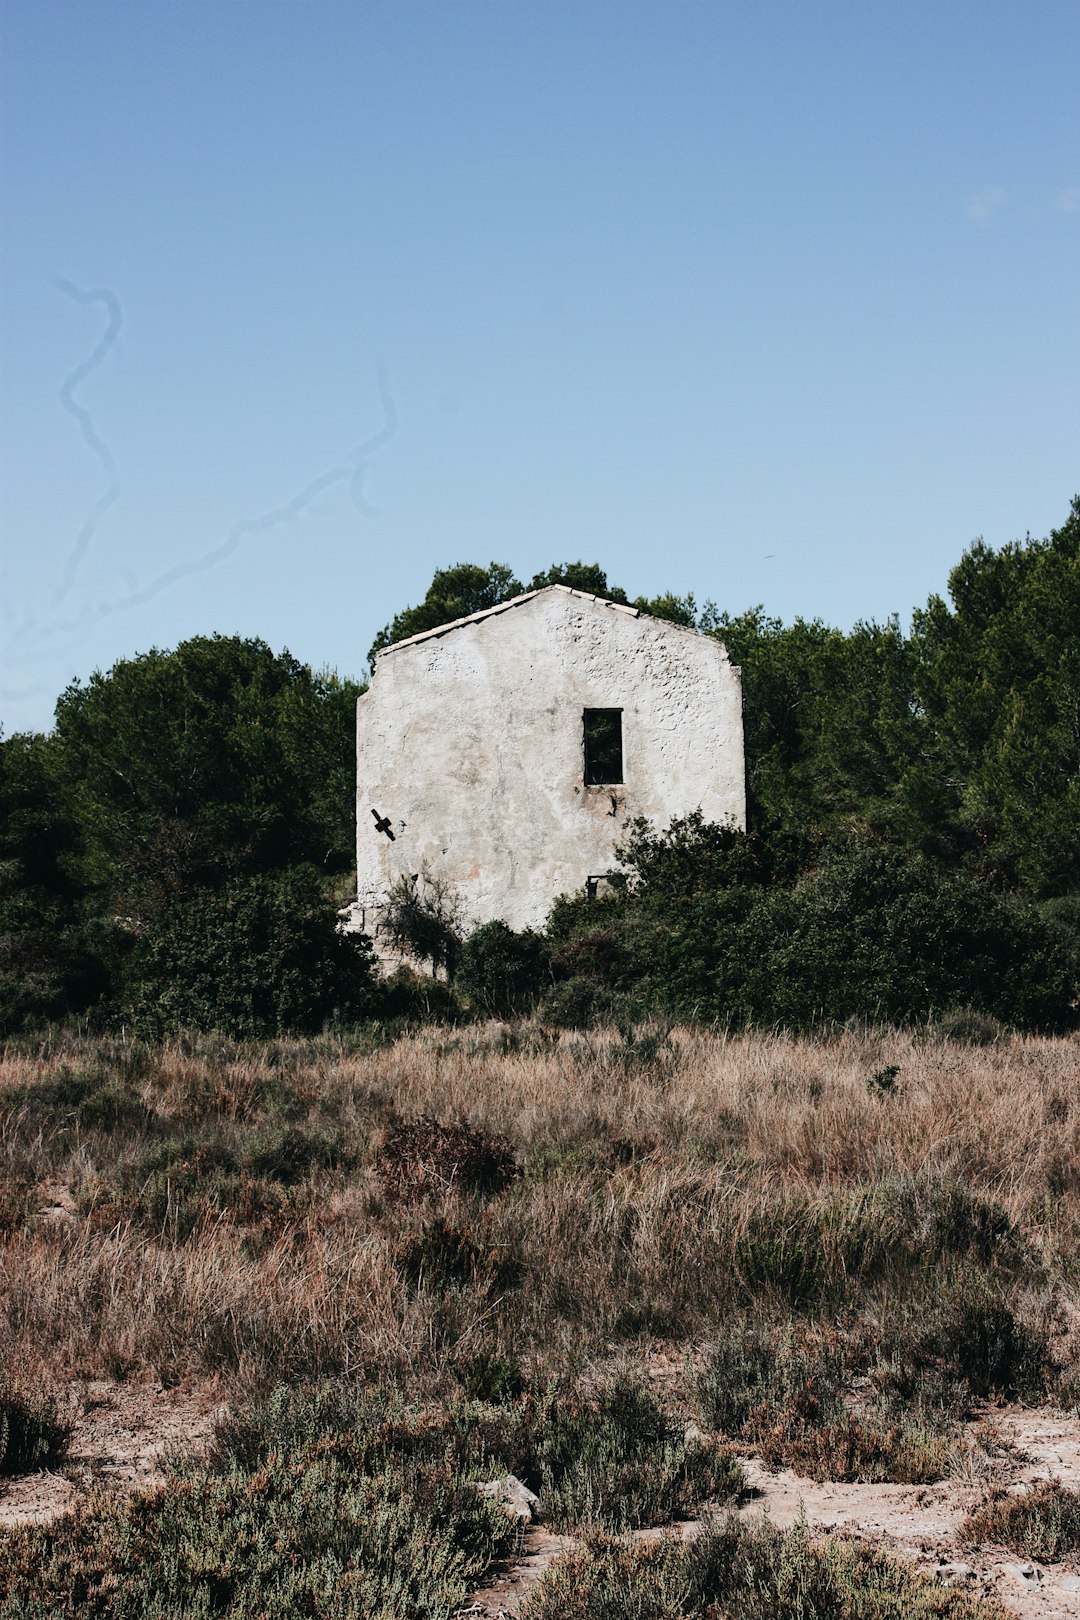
[
  {"x1": 5, "y1": 1064, "x2": 154, "y2": 1135},
  {"x1": 538, "y1": 974, "x2": 615, "y2": 1030},
  {"x1": 930, "y1": 1008, "x2": 1007, "y2": 1045},
  {"x1": 241, "y1": 1121, "x2": 351, "y2": 1184},
  {"x1": 80, "y1": 1133, "x2": 300, "y2": 1241},
  {"x1": 606, "y1": 1022, "x2": 677, "y2": 1081},
  {"x1": 962, "y1": 1480, "x2": 1080, "y2": 1563},
  {"x1": 702, "y1": 1281, "x2": 1050, "y2": 1486},
  {"x1": 123, "y1": 1166, "x2": 292, "y2": 1242},
  {"x1": 452, "y1": 1349, "x2": 526, "y2": 1404},
  {"x1": 520, "y1": 1515, "x2": 1008, "y2": 1619},
  {"x1": 869, "y1": 1062, "x2": 901, "y2": 1095},
  {"x1": 376, "y1": 965, "x2": 465, "y2": 1025},
  {"x1": 700, "y1": 1320, "x2": 950, "y2": 1484},
  {"x1": 520, "y1": 1377, "x2": 742, "y2": 1533},
  {"x1": 0, "y1": 1385, "x2": 517, "y2": 1620},
  {"x1": 731, "y1": 1174, "x2": 1025, "y2": 1311},
  {"x1": 876, "y1": 1175, "x2": 1024, "y2": 1269},
  {"x1": 768, "y1": 1415, "x2": 951, "y2": 1485},
  {"x1": 913, "y1": 1289, "x2": 1048, "y2": 1403}
]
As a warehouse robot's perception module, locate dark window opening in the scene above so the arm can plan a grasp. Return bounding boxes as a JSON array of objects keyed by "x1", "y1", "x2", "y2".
[{"x1": 584, "y1": 708, "x2": 623, "y2": 784}]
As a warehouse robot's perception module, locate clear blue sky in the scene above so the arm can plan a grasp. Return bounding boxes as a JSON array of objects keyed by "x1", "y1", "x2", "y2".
[{"x1": 2, "y1": 0, "x2": 1076, "y2": 733}]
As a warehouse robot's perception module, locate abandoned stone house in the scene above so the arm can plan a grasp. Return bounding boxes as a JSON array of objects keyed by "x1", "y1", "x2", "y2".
[{"x1": 354, "y1": 584, "x2": 745, "y2": 946}]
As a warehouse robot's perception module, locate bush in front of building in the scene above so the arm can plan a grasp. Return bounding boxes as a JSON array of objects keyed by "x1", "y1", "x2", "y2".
[
  {"x1": 544, "y1": 819, "x2": 1080, "y2": 1034},
  {"x1": 127, "y1": 866, "x2": 377, "y2": 1039},
  {"x1": 457, "y1": 920, "x2": 550, "y2": 1017},
  {"x1": 656, "y1": 840, "x2": 1077, "y2": 1032}
]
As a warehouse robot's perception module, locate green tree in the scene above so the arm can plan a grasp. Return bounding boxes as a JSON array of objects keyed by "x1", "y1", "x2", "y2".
[
  {"x1": 370, "y1": 558, "x2": 703, "y2": 669},
  {"x1": 0, "y1": 730, "x2": 113, "y2": 1031},
  {"x1": 528, "y1": 561, "x2": 629, "y2": 600},
  {"x1": 127, "y1": 866, "x2": 376, "y2": 1038},
  {"x1": 708, "y1": 610, "x2": 920, "y2": 875},
  {"x1": 633, "y1": 591, "x2": 698, "y2": 627},
  {"x1": 529, "y1": 563, "x2": 698, "y2": 626},
  {"x1": 52, "y1": 636, "x2": 361, "y2": 921},
  {"x1": 368, "y1": 562, "x2": 523, "y2": 665},
  {"x1": 907, "y1": 497, "x2": 1080, "y2": 894}
]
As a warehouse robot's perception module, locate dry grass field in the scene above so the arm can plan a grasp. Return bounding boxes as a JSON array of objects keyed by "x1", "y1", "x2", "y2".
[{"x1": 2, "y1": 1023, "x2": 1080, "y2": 1616}]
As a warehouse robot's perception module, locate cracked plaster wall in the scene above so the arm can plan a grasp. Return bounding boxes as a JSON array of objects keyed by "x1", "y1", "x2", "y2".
[{"x1": 356, "y1": 588, "x2": 745, "y2": 936}]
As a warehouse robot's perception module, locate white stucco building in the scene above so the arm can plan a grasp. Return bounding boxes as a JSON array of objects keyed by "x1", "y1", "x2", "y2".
[{"x1": 354, "y1": 584, "x2": 745, "y2": 940}]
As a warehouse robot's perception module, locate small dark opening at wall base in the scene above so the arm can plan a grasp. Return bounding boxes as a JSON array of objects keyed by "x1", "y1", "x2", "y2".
[{"x1": 584, "y1": 708, "x2": 623, "y2": 784}]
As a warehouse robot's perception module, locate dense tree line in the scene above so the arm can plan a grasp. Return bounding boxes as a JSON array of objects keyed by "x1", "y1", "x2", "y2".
[
  {"x1": 715, "y1": 498, "x2": 1080, "y2": 898},
  {"x1": 2, "y1": 500, "x2": 1078, "y2": 1037},
  {"x1": 0, "y1": 638, "x2": 371, "y2": 1035}
]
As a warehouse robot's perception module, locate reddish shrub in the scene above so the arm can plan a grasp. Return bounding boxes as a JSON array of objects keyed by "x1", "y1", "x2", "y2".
[{"x1": 376, "y1": 1116, "x2": 518, "y2": 1202}]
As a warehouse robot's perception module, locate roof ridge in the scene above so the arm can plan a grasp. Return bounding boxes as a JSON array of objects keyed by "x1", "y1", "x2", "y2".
[{"x1": 374, "y1": 582, "x2": 644, "y2": 657}]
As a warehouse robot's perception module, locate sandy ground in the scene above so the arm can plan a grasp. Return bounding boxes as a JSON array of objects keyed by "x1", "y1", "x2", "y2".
[
  {"x1": 464, "y1": 1409, "x2": 1080, "y2": 1620},
  {"x1": 0, "y1": 1378, "x2": 225, "y2": 1530}
]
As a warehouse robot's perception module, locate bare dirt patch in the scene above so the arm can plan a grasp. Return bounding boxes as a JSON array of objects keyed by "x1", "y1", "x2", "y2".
[{"x1": 0, "y1": 1378, "x2": 225, "y2": 1530}]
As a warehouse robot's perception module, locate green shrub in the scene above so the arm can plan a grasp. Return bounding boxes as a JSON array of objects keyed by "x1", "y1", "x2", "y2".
[
  {"x1": 875, "y1": 1175, "x2": 1023, "y2": 1268},
  {"x1": 452, "y1": 1349, "x2": 526, "y2": 1404},
  {"x1": 591, "y1": 820, "x2": 1080, "y2": 1032},
  {"x1": 697, "y1": 1311, "x2": 981, "y2": 1485},
  {"x1": 210, "y1": 1383, "x2": 406, "y2": 1473},
  {"x1": 6, "y1": 1063, "x2": 152, "y2": 1134},
  {"x1": 523, "y1": 1378, "x2": 742, "y2": 1533},
  {"x1": 729, "y1": 1174, "x2": 1021, "y2": 1311},
  {"x1": 394, "y1": 1216, "x2": 522, "y2": 1294},
  {"x1": 0, "y1": 1386, "x2": 515, "y2": 1619},
  {"x1": 101, "y1": 1133, "x2": 305, "y2": 1242},
  {"x1": 520, "y1": 1515, "x2": 1007, "y2": 1619},
  {"x1": 0, "y1": 732, "x2": 116, "y2": 1036},
  {"x1": 127, "y1": 867, "x2": 377, "y2": 1039},
  {"x1": 695, "y1": 1324, "x2": 944, "y2": 1486},
  {"x1": 606, "y1": 1022, "x2": 676, "y2": 1080},
  {"x1": 376, "y1": 965, "x2": 465, "y2": 1025},
  {"x1": 699, "y1": 1321, "x2": 789, "y2": 1437},
  {"x1": 379, "y1": 871, "x2": 463, "y2": 978},
  {"x1": 0, "y1": 1386, "x2": 71, "y2": 1477},
  {"x1": 931, "y1": 1008, "x2": 1006, "y2": 1045},
  {"x1": 918, "y1": 1292, "x2": 1047, "y2": 1402},
  {"x1": 963, "y1": 1480, "x2": 1080, "y2": 1562},
  {"x1": 538, "y1": 975, "x2": 613, "y2": 1029},
  {"x1": 126, "y1": 1166, "x2": 290, "y2": 1242},
  {"x1": 217, "y1": 1379, "x2": 736, "y2": 1539},
  {"x1": 1040, "y1": 894, "x2": 1080, "y2": 954},
  {"x1": 458, "y1": 920, "x2": 548, "y2": 1016},
  {"x1": 734, "y1": 1219, "x2": 831, "y2": 1306},
  {"x1": 765, "y1": 1416, "x2": 951, "y2": 1485},
  {"x1": 548, "y1": 925, "x2": 636, "y2": 991},
  {"x1": 869, "y1": 1062, "x2": 901, "y2": 1095},
  {"x1": 241, "y1": 1122, "x2": 351, "y2": 1184}
]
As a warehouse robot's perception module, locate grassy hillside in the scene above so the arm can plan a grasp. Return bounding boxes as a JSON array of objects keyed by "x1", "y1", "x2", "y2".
[{"x1": 0, "y1": 1025, "x2": 1077, "y2": 1613}]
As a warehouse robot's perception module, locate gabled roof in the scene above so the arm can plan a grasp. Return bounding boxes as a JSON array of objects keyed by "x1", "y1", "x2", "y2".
[{"x1": 375, "y1": 583, "x2": 699, "y2": 659}]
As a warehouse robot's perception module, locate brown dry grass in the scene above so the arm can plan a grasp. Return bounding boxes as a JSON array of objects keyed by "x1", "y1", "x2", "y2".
[{"x1": 2, "y1": 1025, "x2": 1079, "y2": 1403}]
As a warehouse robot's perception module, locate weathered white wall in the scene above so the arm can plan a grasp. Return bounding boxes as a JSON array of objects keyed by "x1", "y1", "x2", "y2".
[{"x1": 355, "y1": 586, "x2": 745, "y2": 936}]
